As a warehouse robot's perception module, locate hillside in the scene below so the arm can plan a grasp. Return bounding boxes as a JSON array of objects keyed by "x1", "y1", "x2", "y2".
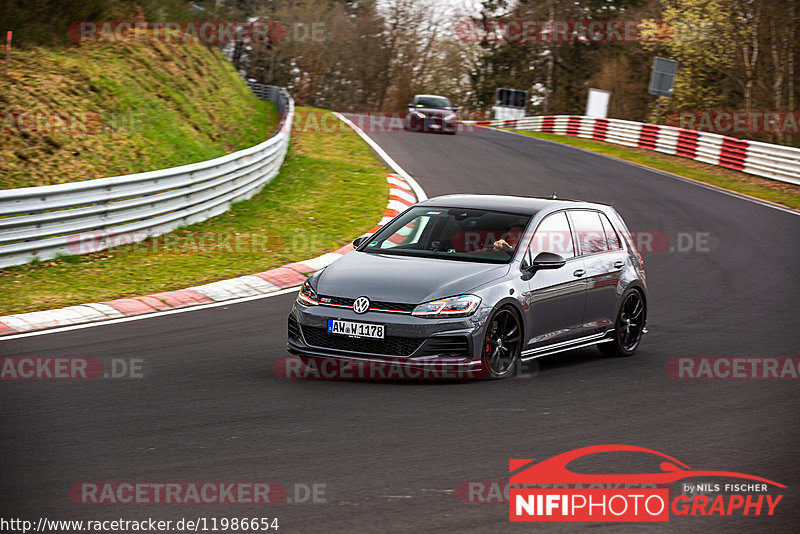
[{"x1": 0, "y1": 38, "x2": 278, "y2": 189}]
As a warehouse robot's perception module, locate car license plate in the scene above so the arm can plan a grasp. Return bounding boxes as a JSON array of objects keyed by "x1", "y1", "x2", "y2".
[{"x1": 327, "y1": 319, "x2": 385, "y2": 339}]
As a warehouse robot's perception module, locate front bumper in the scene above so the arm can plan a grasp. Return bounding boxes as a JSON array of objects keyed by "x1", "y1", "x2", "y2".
[
  {"x1": 406, "y1": 115, "x2": 457, "y2": 133},
  {"x1": 287, "y1": 301, "x2": 491, "y2": 372}
]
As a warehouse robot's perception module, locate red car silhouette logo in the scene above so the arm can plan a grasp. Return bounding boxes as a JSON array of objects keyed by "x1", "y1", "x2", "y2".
[{"x1": 510, "y1": 444, "x2": 785, "y2": 487}]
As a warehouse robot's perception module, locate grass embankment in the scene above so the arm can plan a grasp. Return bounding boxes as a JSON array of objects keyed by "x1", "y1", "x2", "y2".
[
  {"x1": 0, "y1": 39, "x2": 278, "y2": 188},
  {"x1": 0, "y1": 108, "x2": 389, "y2": 314},
  {"x1": 503, "y1": 130, "x2": 800, "y2": 210}
]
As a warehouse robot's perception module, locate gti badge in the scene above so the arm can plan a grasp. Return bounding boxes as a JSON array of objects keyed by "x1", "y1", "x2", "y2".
[{"x1": 353, "y1": 296, "x2": 370, "y2": 314}]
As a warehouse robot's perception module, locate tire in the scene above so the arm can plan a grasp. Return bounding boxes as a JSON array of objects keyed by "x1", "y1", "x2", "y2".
[
  {"x1": 480, "y1": 306, "x2": 522, "y2": 379},
  {"x1": 599, "y1": 288, "x2": 646, "y2": 357}
]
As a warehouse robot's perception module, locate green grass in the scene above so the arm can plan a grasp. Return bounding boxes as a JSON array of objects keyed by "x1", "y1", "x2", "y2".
[
  {"x1": 503, "y1": 130, "x2": 800, "y2": 210},
  {"x1": 0, "y1": 108, "x2": 389, "y2": 314},
  {"x1": 1, "y1": 38, "x2": 278, "y2": 188}
]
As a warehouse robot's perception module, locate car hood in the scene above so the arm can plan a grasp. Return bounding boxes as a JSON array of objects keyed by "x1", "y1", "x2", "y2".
[{"x1": 315, "y1": 251, "x2": 510, "y2": 304}]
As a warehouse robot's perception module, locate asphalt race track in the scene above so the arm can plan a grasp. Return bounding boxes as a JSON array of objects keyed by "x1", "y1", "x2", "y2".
[{"x1": 2, "y1": 124, "x2": 799, "y2": 532}]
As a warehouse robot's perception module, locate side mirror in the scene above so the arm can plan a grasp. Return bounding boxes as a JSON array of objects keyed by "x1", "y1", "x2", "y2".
[
  {"x1": 407, "y1": 103, "x2": 413, "y2": 109},
  {"x1": 525, "y1": 252, "x2": 566, "y2": 271},
  {"x1": 452, "y1": 107, "x2": 459, "y2": 112},
  {"x1": 353, "y1": 235, "x2": 370, "y2": 248}
]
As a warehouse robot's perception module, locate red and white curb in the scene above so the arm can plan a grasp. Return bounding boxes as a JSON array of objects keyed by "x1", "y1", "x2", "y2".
[
  {"x1": 0, "y1": 173, "x2": 418, "y2": 337},
  {"x1": 463, "y1": 115, "x2": 800, "y2": 186}
]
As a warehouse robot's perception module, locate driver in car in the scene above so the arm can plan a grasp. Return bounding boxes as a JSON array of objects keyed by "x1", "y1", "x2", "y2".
[{"x1": 493, "y1": 225, "x2": 523, "y2": 253}]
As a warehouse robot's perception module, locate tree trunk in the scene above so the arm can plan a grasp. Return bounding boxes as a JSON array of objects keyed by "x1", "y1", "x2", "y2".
[
  {"x1": 770, "y1": 20, "x2": 785, "y2": 143},
  {"x1": 788, "y1": 3, "x2": 796, "y2": 113},
  {"x1": 544, "y1": 1, "x2": 554, "y2": 115},
  {"x1": 741, "y1": 3, "x2": 761, "y2": 111}
]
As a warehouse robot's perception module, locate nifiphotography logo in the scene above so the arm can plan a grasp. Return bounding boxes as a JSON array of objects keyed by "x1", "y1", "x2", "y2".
[{"x1": 509, "y1": 445, "x2": 785, "y2": 522}]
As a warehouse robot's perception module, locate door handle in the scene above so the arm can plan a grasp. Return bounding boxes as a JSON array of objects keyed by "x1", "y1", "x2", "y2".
[
  {"x1": 573, "y1": 269, "x2": 585, "y2": 277},
  {"x1": 614, "y1": 261, "x2": 624, "y2": 269}
]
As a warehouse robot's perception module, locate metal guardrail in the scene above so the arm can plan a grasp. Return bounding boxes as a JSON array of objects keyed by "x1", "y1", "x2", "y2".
[
  {"x1": 0, "y1": 85, "x2": 294, "y2": 269},
  {"x1": 464, "y1": 115, "x2": 800, "y2": 186}
]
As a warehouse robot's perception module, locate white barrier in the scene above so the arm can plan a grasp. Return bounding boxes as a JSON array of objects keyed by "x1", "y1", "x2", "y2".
[
  {"x1": 463, "y1": 115, "x2": 800, "y2": 186},
  {"x1": 0, "y1": 87, "x2": 293, "y2": 269}
]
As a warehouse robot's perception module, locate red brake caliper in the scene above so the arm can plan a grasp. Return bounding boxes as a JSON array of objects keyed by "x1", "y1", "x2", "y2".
[{"x1": 485, "y1": 321, "x2": 496, "y2": 356}]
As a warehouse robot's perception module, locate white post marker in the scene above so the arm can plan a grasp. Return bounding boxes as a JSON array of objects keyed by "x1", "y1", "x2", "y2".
[{"x1": 585, "y1": 88, "x2": 610, "y2": 119}]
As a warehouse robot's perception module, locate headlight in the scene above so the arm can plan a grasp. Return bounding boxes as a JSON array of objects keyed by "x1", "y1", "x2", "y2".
[
  {"x1": 412, "y1": 111, "x2": 426, "y2": 119},
  {"x1": 444, "y1": 114, "x2": 456, "y2": 121},
  {"x1": 297, "y1": 280, "x2": 319, "y2": 306},
  {"x1": 412, "y1": 295, "x2": 481, "y2": 318}
]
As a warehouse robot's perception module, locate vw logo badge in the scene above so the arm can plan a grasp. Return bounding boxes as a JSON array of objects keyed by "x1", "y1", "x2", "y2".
[{"x1": 353, "y1": 296, "x2": 370, "y2": 314}]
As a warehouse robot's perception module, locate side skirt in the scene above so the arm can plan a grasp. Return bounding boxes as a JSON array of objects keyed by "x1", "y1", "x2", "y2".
[{"x1": 520, "y1": 332, "x2": 613, "y2": 361}]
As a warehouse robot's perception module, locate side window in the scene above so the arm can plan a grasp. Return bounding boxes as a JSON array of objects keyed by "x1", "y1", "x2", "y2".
[
  {"x1": 529, "y1": 211, "x2": 575, "y2": 259},
  {"x1": 570, "y1": 210, "x2": 608, "y2": 255},
  {"x1": 599, "y1": 212, "x2": 622, "y2": 251}
]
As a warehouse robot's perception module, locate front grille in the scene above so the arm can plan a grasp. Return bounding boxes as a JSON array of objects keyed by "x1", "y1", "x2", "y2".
[
  {"x1": 317, "y1": 295, "x2": 416, "y2": 314},
  {"x1": 288, "y1": 314, "x2": 301, "y2": 341},
  {"x1": 371, "y1": 300, "x2": 416, "y2": 312},
  {"x1": 320, "y1": 296, "x2": 354, "y2": 306},
  {"x1": 301, "y1": 326, "x2": 423, "y2": 356},
  {"x1": 421, "y1": 336, "x2": 470, "y2": 358}
]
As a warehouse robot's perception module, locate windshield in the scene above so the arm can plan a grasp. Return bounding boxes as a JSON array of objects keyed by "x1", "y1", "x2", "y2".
[
  {"x1": 361, "y1": 206, "x2": 532, "y2": 264},
  {"x1": 415, "y1": 96, "x2": 452, "y2": 109}
]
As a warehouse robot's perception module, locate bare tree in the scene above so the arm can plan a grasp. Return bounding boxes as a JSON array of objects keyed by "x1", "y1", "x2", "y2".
[{"x1": 739, "y1": 0, "x2": 760, "y2": 110}]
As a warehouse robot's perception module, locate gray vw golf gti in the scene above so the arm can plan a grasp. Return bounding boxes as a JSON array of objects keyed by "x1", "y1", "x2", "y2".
[{"x1": 287, "y1": 195, "x2": 647, "y2": 379}]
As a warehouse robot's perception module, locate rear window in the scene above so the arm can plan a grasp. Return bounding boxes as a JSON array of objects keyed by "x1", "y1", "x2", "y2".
[{"x1": 599, "y1": 212, "x2": 622, "y2": 251}]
